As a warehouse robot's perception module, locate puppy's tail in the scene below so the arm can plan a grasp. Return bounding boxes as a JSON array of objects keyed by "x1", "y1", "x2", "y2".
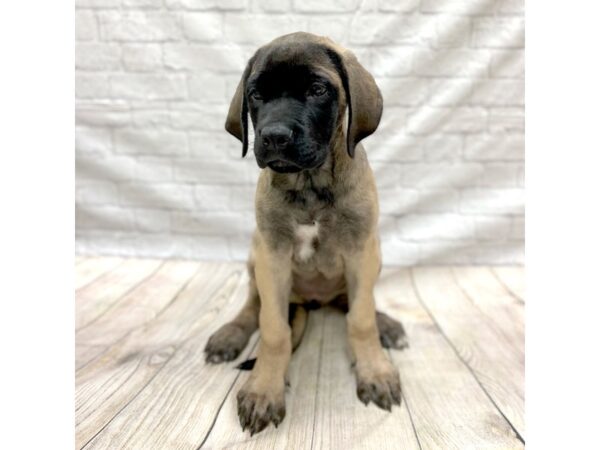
[
  {"x1": 236, "y1": 303, "x2": 310, "y2": 371},
  {"x1": 236, "y1": 358, "x2": 257, "y2": 370}
]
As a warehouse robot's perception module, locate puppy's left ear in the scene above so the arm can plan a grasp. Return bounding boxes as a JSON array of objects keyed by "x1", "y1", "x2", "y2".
[
  {"x1": 225, "y1": 59, "x2": 254, "y2": 157},
  {"x1": 327, "y1": 49, "x2": 383, "y2": 158}
]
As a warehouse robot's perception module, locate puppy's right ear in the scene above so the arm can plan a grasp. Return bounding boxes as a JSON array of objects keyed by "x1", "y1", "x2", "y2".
[{"x1": 225, "y1": 59, "x2": 254, "y2": 157}]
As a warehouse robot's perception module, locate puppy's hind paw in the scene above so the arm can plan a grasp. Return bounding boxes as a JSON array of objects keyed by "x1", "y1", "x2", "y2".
[
  {"x1": 377, "y1": 311, "x2": 409, "y2": 350},
  {"x1": 204, "y1": 323, "x2": 251, "y2": 364}
]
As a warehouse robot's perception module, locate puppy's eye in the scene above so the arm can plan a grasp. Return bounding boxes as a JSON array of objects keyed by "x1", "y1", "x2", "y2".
[
  {"x1": 309, "y1": 82, "x2": 327, "y2": 97},
  {"x1": 248, "y1": 90, "x2": 262, "y2": 101}
]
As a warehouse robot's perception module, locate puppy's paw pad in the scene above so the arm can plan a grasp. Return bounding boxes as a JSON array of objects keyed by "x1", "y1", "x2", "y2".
[
  {"x1": 204, "y1": 324, "x2": 249, "y2": 364},
  {"x1": 237, "y1": 389, "x2": 286, "y2": 435}
]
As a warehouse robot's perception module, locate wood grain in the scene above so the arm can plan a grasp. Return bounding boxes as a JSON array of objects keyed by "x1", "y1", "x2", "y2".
[
  {"x1": 76, "y1": 258, "x2": 162, "y2": 329},
  {"x1": 76, "y1": 260, "x2": 200, "y2": 370},
  {"x1": 492, "y1": 267, "x2": 526, "y2": 303},
  {"x1": 202, "y1": 308, "x2": 327, "y2": 449},
  {"x1": 75, "y1": 256, "x2": 123, "y2": 290},
  {"x1": 376, "y1": 268, "x2": 523, "y2": 449},
  {"x1": 451, "y1": 267, "x2": 524, "y2": 358},
  {"x1": 411, "y1": 267, "x2": 525, "y2": 441},
  {"x1": 311, "y1": 308, "x2": 420, "y2": 450},
  {"x1": 77, "y1": 263, "x2": 249, "y2": 449},
  {"x1": 74, "y1": 259, "x2": 525, "y2": 449}
]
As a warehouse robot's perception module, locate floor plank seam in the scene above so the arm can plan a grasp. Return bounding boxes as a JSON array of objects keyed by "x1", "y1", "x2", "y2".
[
  {"x1": 449, "y1": 268, "x2": 524, "y2": 356},
  {"x1": 79, "y1": 341, "x2": 180, "y2": 450},
  {"x1": 408, "y1": 268, "x2": 526, "y2": 445},
  {"x1": 387, "y1": 348, "x2": 423, "y2": 450},
  {"x1": 75, "y1": 261, "x2": 524, "y2": 449},
  {"x1": 75, "y1": 261, "x2": 166, "y2": 333},
  {"x1": 490, "y1": 268, "x2": 525, "y2": 305},
  {"x1": 78, "y1": 265, "x2": 248, "y2": 449},
  {"x1": 76, "y1": 357, "x2": 143, "y2": 420},
  {"x1": 78, "y1": 314, "x2": 221, "y2": 450},
  {"x1": 75, "y1": 263, "x2": 204, "y2": 374},
  {"x1": 309, "y1": 311, "x2": 327, "y2": 450},
  {"x1": 196, "y1": 337, "x2": 260, "y2": 449}
]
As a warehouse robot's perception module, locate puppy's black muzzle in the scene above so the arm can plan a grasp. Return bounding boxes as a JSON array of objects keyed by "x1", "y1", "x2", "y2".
[
  {"x1": 261, "y1": 124, "x2": 292, "y2": 152},
  {"x1": 255, "y1": 123, "x2": 305, "y2": 173}
]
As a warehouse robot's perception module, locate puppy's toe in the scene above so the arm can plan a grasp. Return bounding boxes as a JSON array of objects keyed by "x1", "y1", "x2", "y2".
[
  {"x1": 204, "y1": 323, "x2": 251, "y2": 364},
  {"x1": 237, "y1": 387, "x2": 286, "y2": 435},
  {"x1": 356, "y1": 364, "x2": 402, "y2": 411},
  {"x1": 377, "y1": 312, "x2": 409, "y2": 350}
]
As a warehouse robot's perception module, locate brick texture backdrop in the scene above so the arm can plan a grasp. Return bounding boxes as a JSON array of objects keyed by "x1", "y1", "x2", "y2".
[{"x1": 75, "y1": 0, "x2": 524, "y2": 265}]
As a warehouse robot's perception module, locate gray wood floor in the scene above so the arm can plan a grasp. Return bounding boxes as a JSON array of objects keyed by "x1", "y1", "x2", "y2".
[{"x1": 75, "y1": 257, "x2": 525, "y2": 449}]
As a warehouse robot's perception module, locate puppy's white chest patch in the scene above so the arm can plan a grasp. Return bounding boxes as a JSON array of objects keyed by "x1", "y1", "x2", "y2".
[{"x1": 294, "y1": 222, "x2": 319, "y2": 262}]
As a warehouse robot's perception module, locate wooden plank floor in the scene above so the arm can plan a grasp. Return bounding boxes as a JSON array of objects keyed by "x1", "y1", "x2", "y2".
[{"x1": 75, "y1": 257, "x2": 525, "y2": 450}]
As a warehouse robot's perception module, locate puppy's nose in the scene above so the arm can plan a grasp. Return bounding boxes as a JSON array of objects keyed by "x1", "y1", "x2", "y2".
[{"x1": 261, "y1": 125, "x2": 292, "y2": 151}]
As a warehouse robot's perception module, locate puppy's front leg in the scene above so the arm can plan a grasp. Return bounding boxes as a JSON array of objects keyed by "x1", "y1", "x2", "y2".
[
  {"x1": 345, "y1": 234, "x2": 402, "y2": 411},
  {"x1": 237, "y1": 237, "x2": 292, "y2": 435}
]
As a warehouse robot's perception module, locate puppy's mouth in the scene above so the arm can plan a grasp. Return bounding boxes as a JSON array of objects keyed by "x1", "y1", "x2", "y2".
[{"x1": 267, "y1": 160, "x2": 303, "y2": 173}]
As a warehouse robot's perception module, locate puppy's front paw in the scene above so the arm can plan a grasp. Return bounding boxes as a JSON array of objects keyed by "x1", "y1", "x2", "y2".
[
  {"x1": 204, "y1": 323, "x2": 251, "y2": 364},
  {"x1": 356, "y1": 361, "x2": 402, "y2": 411},
  {"x1": 237, "y1": 381, "x2": 286, "y2": 435}
]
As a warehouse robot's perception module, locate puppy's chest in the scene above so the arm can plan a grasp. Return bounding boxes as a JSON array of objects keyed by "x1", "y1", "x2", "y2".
[
  {"x1": 293, "y1": 221, "x2": 320, "y2": 263},
  {"x1": 260, "y1": 182, "x2": 369, "y2": 264},
  {"x1": 290, "y1": 214, "x2": 342, "y2": 268}
]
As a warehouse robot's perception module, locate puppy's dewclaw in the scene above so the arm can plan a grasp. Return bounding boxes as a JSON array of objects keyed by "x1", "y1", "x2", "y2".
[{"x1": 206, "y1": 32, "x2": 405, "y2": 434}]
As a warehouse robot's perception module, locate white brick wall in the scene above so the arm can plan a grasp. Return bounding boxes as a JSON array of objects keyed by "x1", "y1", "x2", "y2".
[{"x1": 75, "y1": 0, "x2": 525, "y2": 265}]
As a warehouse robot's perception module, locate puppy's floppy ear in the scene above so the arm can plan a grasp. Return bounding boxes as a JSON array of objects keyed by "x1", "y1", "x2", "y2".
[
  {"x1": 225, "y1": 59, "x2": 254, "y2": 157},
  {"x1": 326, "y1": 49, "x2": 383, "y2": 158}
]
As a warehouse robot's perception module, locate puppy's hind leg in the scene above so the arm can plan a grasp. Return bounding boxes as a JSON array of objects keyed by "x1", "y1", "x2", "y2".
[{"x1": 205, "y1": 275, "x2": 259, "y2": 364}]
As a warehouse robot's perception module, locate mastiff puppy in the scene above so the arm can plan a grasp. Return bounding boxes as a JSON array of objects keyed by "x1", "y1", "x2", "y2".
[{"x1": 205, "y1": 32, "x2": 407, "y2": 435}]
